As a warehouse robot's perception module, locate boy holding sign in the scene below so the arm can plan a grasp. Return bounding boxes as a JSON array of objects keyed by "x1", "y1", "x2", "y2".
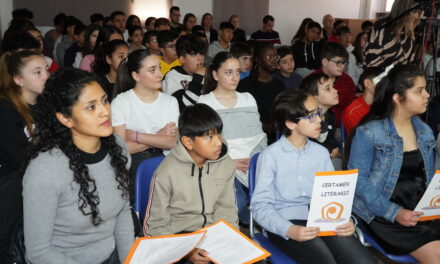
[{"x1": 250, "y1": 89, "x2": 375, "y2": 263}]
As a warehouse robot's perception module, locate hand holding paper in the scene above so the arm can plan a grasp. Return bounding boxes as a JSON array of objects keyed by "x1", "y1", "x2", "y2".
[
  {"x1": 306, "y1": 169, "x2": 358, "y2": 236},
  {"x1": 287, "y1": 225, "x2": 320, "y2": 241},
  {"x1": 414, "y1": 171, "x2": 440, "y2": 221}
]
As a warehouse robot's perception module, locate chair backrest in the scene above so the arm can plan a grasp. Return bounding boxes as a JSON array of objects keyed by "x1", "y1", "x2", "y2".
[
  {"x1": 248, "y1": 153, "x2": 260, "y2": 197},
  {"x1": 134, "y1": 156, "x2": 166, "y2": 222}
]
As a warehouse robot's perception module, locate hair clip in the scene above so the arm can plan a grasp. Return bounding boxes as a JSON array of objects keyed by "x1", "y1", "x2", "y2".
[{"x1": 372, "y1": 64, "x2": 394, "y2": 85}]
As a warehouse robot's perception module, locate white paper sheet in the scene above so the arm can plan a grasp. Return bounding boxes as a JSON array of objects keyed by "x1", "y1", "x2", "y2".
[
  {"x1": 198, "y1": 220, "x2": 269, "y2": 264},
  {"x1": 306, "y1": 170, "x2": 358, "y2": 235},
  {"x1": 127, "y1": 231, "x2": 206, "y2": 264},
  {"x1": 415, "y1": 171, "x2": 440, "y2": 221}
]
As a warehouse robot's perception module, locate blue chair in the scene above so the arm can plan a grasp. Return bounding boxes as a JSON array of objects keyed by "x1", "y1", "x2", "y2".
[
  {"x1": 356, "y1": 222, "x2": 418, "y2": 263},
  {"x1": 134, "y1": 156, "x2": 165, "y2": 223},
  {"x1": 248, "y1": 153, "x2": 298, "y2": 264}
]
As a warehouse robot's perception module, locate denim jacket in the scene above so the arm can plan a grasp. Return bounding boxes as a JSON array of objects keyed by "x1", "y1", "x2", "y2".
[{"x1": 348, "y1": 116, "x2": 436, "y2": 223}]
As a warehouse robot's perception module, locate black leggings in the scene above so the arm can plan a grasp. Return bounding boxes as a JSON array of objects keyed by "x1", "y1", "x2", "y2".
[{"x1": 267, "y1": 220, "x2": 376, "y2": 264}]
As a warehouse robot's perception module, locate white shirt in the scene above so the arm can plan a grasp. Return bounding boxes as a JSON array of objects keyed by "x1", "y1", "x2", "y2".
[
  {"x1": 111, "y1": 89, "x2": 179, "y2": 133},
  {"x1": 198, "y1": 91, "x2": 256, "y2": 110}
]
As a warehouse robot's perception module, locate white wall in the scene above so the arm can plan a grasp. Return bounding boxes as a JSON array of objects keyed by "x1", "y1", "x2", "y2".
[
  {"x1": 1, "y1": 0, "x2": 14, "y2": 39},
  {"x1": 269, "y1": 0, "x2": 363, "y2": 45},
  {"x1": 172, "y1": 0, "x2": 213, "y2": 24}
]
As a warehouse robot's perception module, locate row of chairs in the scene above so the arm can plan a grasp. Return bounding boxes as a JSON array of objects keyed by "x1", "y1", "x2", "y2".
[{"x1": 133, "y1": 154, "x2": 418, "y2": 263}]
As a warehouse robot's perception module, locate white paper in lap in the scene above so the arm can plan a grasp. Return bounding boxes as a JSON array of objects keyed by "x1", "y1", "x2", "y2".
[
  {"x1": 198, "y1": 221, "x2": 266, "y2": 264},
  {"x1": 306, "y1": 171, "x2": 358, "y2": 233},
  {"x1": 415, "y1": 172, "x2": 440, "y2": 220},
  {"x1": 128, "y1": 232, "x2": 205, "y2": 264}
]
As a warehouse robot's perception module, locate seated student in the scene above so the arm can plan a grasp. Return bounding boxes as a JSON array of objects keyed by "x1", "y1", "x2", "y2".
[
  {"x1": 327, "y1": 19, "x2": 347, "y2": 43},
  {"x1": 23, "y1": 68, "x2": 133, "y2": 264},
  {"x1": 92, "y1": 39, "x2": 129, "y2": 101},
  {"x1": 144, "y1": 103, "x2": 238, "y2": 263},
  {"x1": 351, "y1": 31, "x2": 368, "y2": 89},
  {"x1": 230, "y1": 41, "x2": 253, "y2": 80},
  {"x1": 334, "y1": 26, "x2": 363, "y2": 86},
  {"x1": 229, "y1": 15, "x2": 246, "y2": 43},
  {"x1": 274, "y1": 46, "x2": 303, "y2": 89},
  {"x1": 128, "y1": 25, "x2": 146, "y2": 52},
  {"x1": 205, "y1": 22, "x2": 234, "y2": 65},
  {"x1": 73, "y1": 24, "x2": 100, "y2": 68},
  {"x1": 199, "y1": 52, "x2": 267, "y2": 226},
  {"x1": 300, "y1": 73, "x2": 341, "y2": 168},
  {"x1": 157, "y1": 30, "x2": 181, "y2": 76},
  {"x1": 0, "y1": 50, "x2": 49, "y2": 263},
  {"x1": 312, "y1": 42, "x2": 356, "y2": 125},
  {"x1": 249, "y1": 15, "x2": 281, "y2": 45},
  {"x1": 201, "y1": 13, "x2": 218, "y2": 44},
  {"x1": 347, "y1": 65, "x2": 440, "y2": 263},
  {"x1": 80, "y1": 25, "x2": 123, "y2": 72},
  {"x1": 21, "y1": 26, "x2": 60, "y2": 73},
  {"x1": 237, "y1": 42, "x2": 286, "y2": 144},
  {"x1": 342, "y1": 67, "x2": 383, "y2": 135},
  {"x1": 163, "y1": 34, "x2": 207, "y2": 111},
  {"x1": 55, "y1": 16, "x2": 82, "y2": 67},
  {"x1": 291, "y1": 21, "x2": 322, "y2": 77},
  {"x1": 361, "y1": 20, "x2": 373, "y2": 33},
  {"x1": 251, "y1": 88, "x2": 376, "y2": 264},
  {"x1": 112, "y1": 49, "x2": 179, "y2": 190},
  {"x1": 145, "y1": 17, "x2": 156, "y2": 32},
  {"x1": 142, "y1": 30, "x2": 159, "y2": 55},
  {"x1": 64, "y1": 24, "x2": 86, "y2": 67}
]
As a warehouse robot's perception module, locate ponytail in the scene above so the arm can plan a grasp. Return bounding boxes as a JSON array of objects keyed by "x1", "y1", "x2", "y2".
[{"x1": 202, "y1": 63, "x2": 217, "y2": 94}]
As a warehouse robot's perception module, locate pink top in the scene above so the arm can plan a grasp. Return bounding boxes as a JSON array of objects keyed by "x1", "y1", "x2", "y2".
[{"x1": 79, "y1": 54, "x2": 96, "y2": 72}]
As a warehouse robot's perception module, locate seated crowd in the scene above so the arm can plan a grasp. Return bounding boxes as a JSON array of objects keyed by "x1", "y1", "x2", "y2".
[{"x1": 1, "y1": 1, "x2": 440, "y2": 263}]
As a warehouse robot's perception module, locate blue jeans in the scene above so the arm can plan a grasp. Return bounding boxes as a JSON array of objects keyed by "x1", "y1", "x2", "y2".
[{"x1": 234, "y1": 178, "x2": 250, "y2": 224}]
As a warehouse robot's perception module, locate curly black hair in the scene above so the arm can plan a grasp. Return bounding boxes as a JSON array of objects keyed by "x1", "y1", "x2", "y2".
[{"x1": 28, "y1": 68, "x2": 130, "y2": 225}]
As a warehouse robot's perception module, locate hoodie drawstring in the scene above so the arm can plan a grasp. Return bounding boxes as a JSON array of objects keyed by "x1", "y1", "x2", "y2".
[{"x1": 191, "y1": 163, "x2": 195, "y2": 176}]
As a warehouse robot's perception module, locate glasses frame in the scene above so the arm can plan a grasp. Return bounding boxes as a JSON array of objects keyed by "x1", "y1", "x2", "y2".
[
  {"x1": 297, "y1": 108, "x2": 323, "y2": 123},
  {"x1": 329, "y1": 59, "x2": 348, "y2": 67}
]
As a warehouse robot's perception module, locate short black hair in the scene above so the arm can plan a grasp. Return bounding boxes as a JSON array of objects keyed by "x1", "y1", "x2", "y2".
[
  {"x1": 156, "y1": 30, "x2": 178, "y2": 47},
  {"x1": 335, "y1": 26, "x2": 351, "y2": 36},
  {"x1": 170, "y1": 6, "x2": 180, "y2": 13},
  {"x1": 334, "y1": 19, "x2": 346, "y2": 29},
  {"x1": 276, "y1": 46, "x2": 292, "y2": 59},
  {"x1": 178, "y1": 103, "x2": 223, "y2": 138},
  {"x1": 176, "y1": 34, "x2": 207, "y2": 57},
  {"x1": 307, "y1": 21, "x2": 322, "y2": 32},
  {"x1": 155, "y1": 17, "x2": 170, "y2": 29},
  {"x1": 320, "y1": 41, "x2": 349, "y2": 61},
  {"x1": 128, "y1": 25, "x2": 143, "y2": 36},
  {"x1": 219, "y1": 22, "x2": 234, "y2": 31},
  {"x1": 12, "y1": 8, "x2": 33, "y2": 20},
  {"x1": 2, "y1": 31, "x2": 40, "y2": 52},
  {"x1": 143, "y1": 30, "x2": 157, "y2": 45},
  {"x1": 358, "y1": 67, "x2": 383, "y2": 89},
  {"x1": 361, "y1": 20, "x2": 373, "y2": 31},
  {"x1": 263, "y1": 15, "x2": 274, "y2": 24},
  {"x1": 53, "y1": 13, "x2": 66, "y2": 26},
  {"x1": 74, "y1": 24, "x2": 86, "y2": 35},
  {"x1": 300, "y1": 73, "x2": 330, "y2": 96},
  {"x1": 273, "y1": 89, "x2": 311, "y2": 136},
  {"x1": 90, "y1": 13, "x2": 104, "y2": 24},
  {"x1": 230, "y1": 41, "x2": 253, "y2": 58},
  {"x1": 110, "y1": 11, "x2": 125, "y2": 21}
]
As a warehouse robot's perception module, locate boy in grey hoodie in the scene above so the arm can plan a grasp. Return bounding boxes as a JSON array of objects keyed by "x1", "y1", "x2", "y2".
[{"x1": 144, "y1": 103, "x2": 238, "y2": 263}]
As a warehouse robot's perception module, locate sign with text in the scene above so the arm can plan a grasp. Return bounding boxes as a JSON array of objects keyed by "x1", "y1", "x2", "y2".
[
  {"x1": 306, "y1": 169, "x2": 358, "y2": 236},
  {"x1": 415, "y1": 170, "x2": 440, "y2": 221}
]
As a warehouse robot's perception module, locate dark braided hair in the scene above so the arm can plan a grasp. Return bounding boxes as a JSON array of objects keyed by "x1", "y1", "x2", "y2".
[{"x1": 28, "y1": 68, "x2": 130, "y2": 225}]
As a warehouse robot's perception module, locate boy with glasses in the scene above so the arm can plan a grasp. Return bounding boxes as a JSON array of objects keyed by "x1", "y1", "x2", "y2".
[
  {"x1": 311, "y1": 42, "x2": 355, "y2": 125},
  {"x1": 157, "y1": 30, "x2": 181, "y2": 76},
  {"x1": 251, "y1": 87, "x2": 376, "y2": 264}
]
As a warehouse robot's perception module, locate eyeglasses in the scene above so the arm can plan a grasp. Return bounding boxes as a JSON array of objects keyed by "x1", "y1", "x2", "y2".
[
  {"x1": 264, "y1": 54, "x2": 280, "y2": 61},
  {"x1": 297, "y1": 108, "x2": 323, "y2": 123},
  {"x1": 329, "y1": 59, "x2": 347, "y2": 68}
]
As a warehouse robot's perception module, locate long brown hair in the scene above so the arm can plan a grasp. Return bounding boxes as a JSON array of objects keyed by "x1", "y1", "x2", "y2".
[{"x1": 0, "y1": 50, "x2": 44, "y2": 134}]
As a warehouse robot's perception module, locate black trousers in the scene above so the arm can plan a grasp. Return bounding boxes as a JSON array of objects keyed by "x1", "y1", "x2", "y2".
[{"x1": 266, "y1": 220, "x2": 376, "y2": 264}]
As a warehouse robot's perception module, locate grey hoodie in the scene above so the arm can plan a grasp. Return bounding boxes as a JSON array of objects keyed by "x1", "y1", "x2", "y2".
[{"x1": 144, "y1": 138, "x2": 238, "y2": 236}]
